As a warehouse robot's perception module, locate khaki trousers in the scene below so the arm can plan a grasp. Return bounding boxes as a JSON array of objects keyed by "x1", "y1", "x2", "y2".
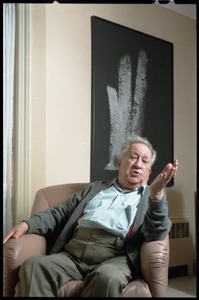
[{"x1": 19, "y1": 228, "x2": 133, "y2": 297}]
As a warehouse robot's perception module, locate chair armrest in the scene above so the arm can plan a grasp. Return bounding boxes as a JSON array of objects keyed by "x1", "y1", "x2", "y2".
[
  {"x1": 3, "y1": 234, "x2": 47, "y2": 297},
  {"x1": 140, "y1": 235, "x2": 169, "y2": 297}
]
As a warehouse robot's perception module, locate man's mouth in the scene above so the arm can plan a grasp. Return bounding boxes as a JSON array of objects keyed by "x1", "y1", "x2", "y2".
[{"x1": 130, "y1": 170, "x2": 140, "y2": 176}]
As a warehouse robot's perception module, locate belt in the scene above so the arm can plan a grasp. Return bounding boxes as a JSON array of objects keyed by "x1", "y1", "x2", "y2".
[{"x1": 73, "y1": 227, "x2": 126, "y2": 247}]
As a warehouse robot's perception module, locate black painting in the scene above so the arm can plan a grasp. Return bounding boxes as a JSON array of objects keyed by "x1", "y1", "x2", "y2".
[{"x1": 91, "y1": 16, "x2": 173, "y2": 186}]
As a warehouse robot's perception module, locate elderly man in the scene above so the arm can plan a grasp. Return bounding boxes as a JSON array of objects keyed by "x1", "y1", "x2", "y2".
[{"x1": 3, "y1": 134, "x2": 178, "y2": 297}]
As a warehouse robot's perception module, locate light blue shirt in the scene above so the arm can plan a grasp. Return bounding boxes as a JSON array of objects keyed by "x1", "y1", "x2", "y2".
[{"x1": 78, "y1": 179, "x2": 145, "y2": 238}]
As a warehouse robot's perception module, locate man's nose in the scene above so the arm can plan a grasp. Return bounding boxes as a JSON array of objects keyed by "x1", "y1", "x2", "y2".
[{"x1": 134, "y1": 158, "x2": 142, "y2": 168}]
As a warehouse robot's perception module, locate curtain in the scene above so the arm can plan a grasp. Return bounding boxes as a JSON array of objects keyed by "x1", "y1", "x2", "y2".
[
  {"x1": 3, "y1": 3, "x2": 16, "y2": 236},
  {"x1": 14, "y1": 4, "x2": 31, "y2": 224}
]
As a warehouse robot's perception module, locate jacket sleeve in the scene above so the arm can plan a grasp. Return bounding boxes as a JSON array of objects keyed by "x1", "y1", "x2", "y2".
[
  {"x1": 141, "y1": 196, "x2": 172, "y2": 241},
  {"x1": 26, "y1": 182, "x2": 97, "y2": 237}
]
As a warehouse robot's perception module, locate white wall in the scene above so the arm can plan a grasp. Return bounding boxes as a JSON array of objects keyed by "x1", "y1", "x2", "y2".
[{"x1": 29, "y1": 3, "x2": 196, "y2": 273}]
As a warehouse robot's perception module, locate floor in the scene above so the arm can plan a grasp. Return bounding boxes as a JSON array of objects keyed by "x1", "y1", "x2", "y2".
[{"x1": 167, "y1": 275, "x2": 197, "y2": 298}]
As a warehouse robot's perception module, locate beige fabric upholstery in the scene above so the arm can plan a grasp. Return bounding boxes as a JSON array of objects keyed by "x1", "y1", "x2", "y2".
[{"x1": 3, "y1": 183, "x2": 170, "y2": 297}]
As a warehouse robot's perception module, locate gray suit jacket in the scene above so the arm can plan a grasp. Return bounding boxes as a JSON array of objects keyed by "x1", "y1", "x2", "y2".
[{"x1": 26, "y1": 180, "x2": 171, "y2": 278}]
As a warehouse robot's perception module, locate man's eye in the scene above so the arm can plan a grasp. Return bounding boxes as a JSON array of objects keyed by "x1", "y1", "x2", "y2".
[
  {"x1": 143, "y1": 160, "x2": 149, "y2": 164},
  {"x1": 131, "y1": 155, "x2": 137, "y2": 159}
]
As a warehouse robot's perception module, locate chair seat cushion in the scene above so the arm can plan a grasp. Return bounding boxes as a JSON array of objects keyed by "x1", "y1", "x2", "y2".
[
  {"x1": 122, "y1": 279, "x2": 151, "y2": 297},
  {"x1": 57, "y1": 279, "x2": 152, "y2": 297}
]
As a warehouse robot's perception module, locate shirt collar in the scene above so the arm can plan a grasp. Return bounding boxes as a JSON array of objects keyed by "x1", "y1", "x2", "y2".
[{"x1": 107, "y1": 178, "x2": 145, "y2": 195}]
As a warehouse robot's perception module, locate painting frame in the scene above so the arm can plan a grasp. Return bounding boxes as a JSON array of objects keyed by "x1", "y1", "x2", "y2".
[{"x1": 90, "y1": 16, "x2": 174, "y2": 186}]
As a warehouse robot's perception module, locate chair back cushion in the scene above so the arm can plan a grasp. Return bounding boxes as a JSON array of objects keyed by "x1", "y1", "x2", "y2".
[{"x1": 31, "y1": 183, "x2": 89, "y2": 216}]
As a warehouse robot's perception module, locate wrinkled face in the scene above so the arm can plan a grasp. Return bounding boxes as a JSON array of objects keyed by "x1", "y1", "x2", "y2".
[{"x1": 118, "y1": 143, "x2": 152, "y2": 191}]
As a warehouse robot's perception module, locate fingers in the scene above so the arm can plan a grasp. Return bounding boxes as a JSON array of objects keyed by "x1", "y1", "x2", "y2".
[
  {"x1": 162, "y1": 159, "x2": 178, "y2": 183},
  {"x1": 3, "y1": 221, "x2": 29, "y2": 245},
  {"x1": 3, "y1": 230, "x2": 15, "y2": 245},
  {"x1": 173, "y1": 159, "x2": 178, "y2": 174},
  {"x1": 169, "y1": 159, "x2": 178, "y2": 178},
  {"x1": 3, "y1": 230, "x2": 21, "y2": 245},
  {"x1": 149, "y1": 159, "x2": 178, "y2": 200}
]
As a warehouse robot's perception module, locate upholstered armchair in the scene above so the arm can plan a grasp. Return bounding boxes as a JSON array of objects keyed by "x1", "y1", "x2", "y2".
[{"x1": 3, "y1": 183, "x2": 170, "y2": 297}]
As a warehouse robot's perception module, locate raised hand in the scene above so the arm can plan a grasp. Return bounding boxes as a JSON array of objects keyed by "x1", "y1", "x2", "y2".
[{"x1": 149, "y1": 159, "x2": 178, "y2": 200}]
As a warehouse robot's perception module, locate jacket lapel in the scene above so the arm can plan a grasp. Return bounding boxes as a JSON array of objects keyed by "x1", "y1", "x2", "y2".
[{"x1": 50, "y1": 180, "x2": 111, "y2": 253}]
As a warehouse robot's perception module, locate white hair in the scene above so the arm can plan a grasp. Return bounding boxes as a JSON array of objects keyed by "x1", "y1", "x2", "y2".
[{"x1": 118, "y1": 134, "x2": 157, "y2": 166}]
